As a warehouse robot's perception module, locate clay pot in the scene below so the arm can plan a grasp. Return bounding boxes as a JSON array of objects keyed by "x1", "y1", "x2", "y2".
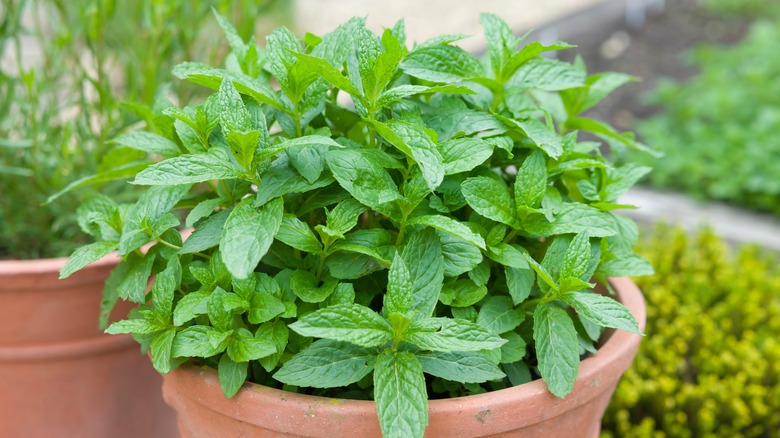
[
  {"x1": 0, "y1": 255, "x2": 178, "y2": 438},
  {"x1": 162, "y1": 277, "x2": 645, "y2": 438}
]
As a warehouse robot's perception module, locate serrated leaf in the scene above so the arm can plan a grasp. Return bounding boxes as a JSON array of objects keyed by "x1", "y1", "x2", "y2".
[
  {"x1": 227, "y1": 328, "x2": 277, "y2": 362},
  {"x1": 562, "y1": 291, "x2": 640, "y2": 334},
  {"x1": 151, "y1": 256, "x2": 181, "y2": 321},
  {"x1": 509, "y1": 59, "x2": 586, "y2": 91},
  {"x1": 597, "y1": 254, "x2": 655, "y2": 277},
  {"x1": 384, "y1": 253, "x2": 414, "y2": 315},
  {"x1": 116, "y1": 252, "x2": 156, "y2": 303},
  {"x1": 255, "y1": 155, "x2": 335, "y2": 207},
  {"x1": 133, "y1": 147, "x2": 245, "y2": 185},
  {"x1": 438, "y1": 279, "x2": 487, "y2": 307},
  {"x1": 220, "y1": 197, "x2": 284, "y2": 279},
  {"x1": 400, "y1": 44, "x2": 483, "y2": 83},
  {"x1": 533, "y1": 304, "x2": 579, "y2": 398},
  {"x1": 402, "y1": 229, "x2": 444, "y2": 317},
  {"x1": 290, "y1": 270, "x2": 338, "y2": 303},
  {"x1": 180, "y1": 209, "x2": 230, "y2": 254},
  {"x1": 172, "y1": 62, "x2": 285, "y2": 111},
  {"x1": 377, "y1": 84, "x2": 475, "y2": 107},
  {"x1": 172, "y1": 325, "x2": 229, "y2": 357},
  {"x1": 439, "y1": 231, "x2": 483, "y2": 277},
  {"x1": 374, "y1": 350, "x2": 428, "y2": 438},
  {"x1": 514, "y1": 149, "x2": 547, "y2": 208},
  {"x1": 499, "y1": 331, "x2": 527, "y2": 364},
  {"x1": 105, "y1": 318, "x2": 159, "y2": 335},
  {"x1": 440, "y1": 137, "x2": 494, "y2": 175},
  {"x1": 257, "y1": 320, "x2": 290, "y2": 372},
  {"x1": 111, "y1": 131, "x2": 180, "y2": 158},
  {"x1": 274, "y1": 339, "x2": 374, "y2": 388},
  {"x1": 173, "y1": 290, "x2": 211, "y2": 326},
  {"x1": 218, "y1": 354, "x2": 248, "y2": 398},
  {"x1": 60, "y1": 241, "x2": 117, "y2": 279},
  {"x1": 326, "y1": 149, "x2": 401, "y2": 213},
  {"x1": 476, "y1": 296, "x2": 525, "y2": 334},
  {"x1": 248, "y1": 291, "x2": 286, "y2": 324},
  {"x1": 524, "y1": 204, "x2": 615, "y2": 238},
  {"x1": 560, "y1": 232, "x2": 591, "y2": 282},
  {"x1": 406, "y1": 318, "x2": 506, "y2": 352},
  {"x1": 461, "y1": 176, "x2": 521, "y2": 229},
  {"x1": 418, "y1": 351, "x2": 505, "y2": 383},
  {"x1": 370, "y1": 119, "x2": 444, "y2": 192},
  {"x1": 150, "y1": 329, "x2": 177, "y2": 374},
  {"x1": 293, "y1": 52, "x2": 365, "y2": 100},
  {"x1": 505, "y1": 266, "x2": 535, "y2": 305},
  {"x1": 324, "y1": 199, "x2": 367, "y2": 237},
  {"x1": 185, "y1": 198, "x2": 222, "y2": 228},
  {"x1": 408, "y1": 215, "x2": 485, "y2": 250},
  {"x1": 505, "y1": 118, "x2": 563, "y2": 159},
  {"x1": 480, "y1": 13, "x2": 516, "y2": 77},
  {"x1": 277, "y1": 214, "x2": 322, "y2": 253},
  {"x1": 289, "y1": 304, "x2": 392, "y2": 348}
]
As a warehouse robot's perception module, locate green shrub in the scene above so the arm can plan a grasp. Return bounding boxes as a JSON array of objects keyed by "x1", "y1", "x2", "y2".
[
  {"x1": 637, "y1": 20, "x2": 780, "y2": 214},
  {"x1": 601, "y1": 226, "x2": 780, "y2": 438}
]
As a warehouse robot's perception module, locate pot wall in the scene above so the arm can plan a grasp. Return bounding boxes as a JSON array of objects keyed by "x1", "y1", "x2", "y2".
[
  {"x1": 0, "y1": 256, "x2": 178, "y2": 438},
  {"x1": 162, "y1": 277, "x2": 646, "y2": 438}
]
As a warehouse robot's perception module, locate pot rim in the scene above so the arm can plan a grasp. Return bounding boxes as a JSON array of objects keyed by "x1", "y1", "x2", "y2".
[{"x1": 166, "y1": 277, "x2": 645, "y2": 433}]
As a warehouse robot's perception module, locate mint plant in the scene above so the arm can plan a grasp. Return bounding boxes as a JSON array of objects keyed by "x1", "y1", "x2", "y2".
[{"x1": 63, "y1": 12, "x2": 653, "y2": 438}]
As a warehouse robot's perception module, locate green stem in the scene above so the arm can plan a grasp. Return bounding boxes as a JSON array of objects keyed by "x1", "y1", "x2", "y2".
[{"x1": 157, "y1": 238, "x2": 182, "y2": 251}]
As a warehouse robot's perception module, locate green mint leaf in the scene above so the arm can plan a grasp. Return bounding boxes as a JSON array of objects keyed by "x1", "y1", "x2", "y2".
[
  {"x1": 579, "y1": 72, "x2": 637, "y2": 113},
  {"x1": 567, "y1": 116, "x2": 658, "y2": 157},
  {"x1": 373, "y1": 350, "x2": 428, "y2": 438},
  {"x1": 401, "y1": 228, "x2": 444, "y2": 317},
  {"x1": 151, "y1": 256, "x2": 181, "y2": 321},
  {"x1": 218, "y1": 354, "x2": 248, "y2": 398},
  {"x1": 597, "y1": 254, "x2": 654, "y2": 277},
  {"x1": 248, "y1": 291, "x2": 286, "y2": 324},
  {"x1": 173, "y1": 290, "x2": 210, "y2": 326},
  {"x1": 150, "y1": 328, "x2": 177, "y2": 374},
  {"x1": 220, "y1": 197, "x2": 284, "y2": 279},
  {"x1": 418, "y1": 351, "x2": 505, "y2": 383},
  {"x1": 105, "y1": 318, "x2": 159, "y2": 335},
  {"x1": 367, "y1": 119, "x2": 444, "y2": 192},
  {"x1": 479, "y1": 13, "x2": 516, "y2": 78},
  {"x1": 561, "y1": 291, "x2": 640, "y2": 334},
  {"x1": 45, "y1": 161, "x2": 151, "y2": 205},
  {"x1": 326, "y1": 149, "x2": 402, "y2": 213},
  {"x1": 293, "y1": 52, "x2": 365, "y2": 101},
  {"x1": 533, "y1": 304, "x2": 579, "y2": 398},
  {"x1": 468, "y1": 260, "x2": 491, "y2": 287},
  {"x1": 290, "y1": 270, "x2": 338, "y2": 303},
  {"x1": 505, "y1": 266, "x2": 535, "y2": 305},
  {"x1": 602, "y1": 163, "x2": 652, "y2": 203},
  {"x1": 116, "y1": 251, "x2": 156, "y2": 303},
  {"x1": 60, "y1": 241, "x2": 117, "y2": 279},
  {"x1": 329, "y1": 243, "x2": 391, "y2": 268},
  {"x1": 289, "y1": 303, "x2": 393, "y2": 348},
  {"x1": 461, "y1": 176, "x2": 521, "y2": 229},
  {"x1": 508, "y1": 59, "x2": 586, "y2": 91},
  {"x1": 324, "y1": 199, "x2": 367, "y2": 237},
  {"x1": 377, "y1": 84, "x2": 475, "y2": 108},
  {"x1": 524, "y1": 204, "x2": 616, "y2": 238},
  {"x1": 208, "y1": 288, "x2": 237, "y2": 332},
  {"x1": 218, "y1": 77, "x2": 252, "y2": 133},
  {"x1": 440, "y1": 232, "x2": 483, "y2": 277},
  {"x1": 284, "y1": 142, "x2": 328, "y2": 184},
  {"x1": 400, "y1": 44, "x2": 483, "y2": 83},
  {"x1": 257, "y1": 320, "x2": 289, "y2": 372},
  {"x1": 438, "y1": 279, "x2": 487, "y2": 307},
  {"x1": 503, "y1": 361, "x2": 532, "y2": 386},
  {"x1": 185, "y1": 198, "x2": 222, "y2": 228},
  {"x1": 226, "y1": 328, "x2": 277, "y2": 362},
  {"x1": 406, "y1": 318, "x2": 506, "y2": 352},
  {"x1": 517, "y1": 248, "x2": 559, "y2": 292},
  {"x1": 486, "y1": 242, "x2": 530, "y2": 269},
  {"x1": 274, "y1": 339, "x2": 374, "y2": 388},
  {"x1": 407, "y1": 215, "x2": 486, "y2": 250},
  {"x1": 172, "y1": 325, "x2": 229, "y2": 358},
  {"x1": 500, "y1": 331, "x2": 527, "y2": 363},
  {"x1": 180, "y1": 209, "x2": 230, "y2": 254},
  {"x1": 133, "y1": 147, "x2": 245, "y2": 185},
  {"x1": 476, "y1": 296, "x2": 525, "y2": 334},
  {"x1": 560, "y1": 232, "x2": 591, "y2": 281},
  {"x1": 172, "y1": 62, "x2": 285, "y2": 111},
  {"x1": 440, "y1": 137, "x2": 494, "y2": 175},
  {"x1": 255, "y1": 155, "x2": 335, "y2": 207},
  {"x1": 277, "y1": 214, "x2": 322, "y2": 254},
  {"x1": 514, "y1": 149, "x2": 547, "y2": 209},
  {"x1": 504, "y1": 118, "x2": 563, "y2": 159},
  {"x1": 111, "y1": 131, "x2": 181, "y2": 158},
  {"x1": 502, "y1": 41, "x2": 574, "y2": 80},
  {"x1": 212, "y1": 8, "x2": 247, "y2": 61},
  {"x1": 384, "y1": 253, "x2": 414, "y2": 315}
]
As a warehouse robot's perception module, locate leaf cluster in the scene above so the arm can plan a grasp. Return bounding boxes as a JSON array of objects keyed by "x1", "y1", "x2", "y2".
[{"x1": 64, "y1": 12, "x2": 653, "y2": 438}]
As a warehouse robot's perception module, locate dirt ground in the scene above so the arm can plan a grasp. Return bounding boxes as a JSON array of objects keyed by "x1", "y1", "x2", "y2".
[{"x1": 559, "y1": 0, "x2": 753, "y2": 132}]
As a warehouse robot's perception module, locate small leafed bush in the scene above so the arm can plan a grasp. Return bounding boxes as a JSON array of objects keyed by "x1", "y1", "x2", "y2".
[
  {"x1": 637, "y1": 19, "x2": 780, "y2": 214},
  {"x1": 601, "y1": 227, "x2": 780, "y2": 438}
]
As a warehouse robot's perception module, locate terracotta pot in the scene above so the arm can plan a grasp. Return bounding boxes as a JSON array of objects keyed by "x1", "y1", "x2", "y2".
[
  {"x1": 162, "y1": 277, "x2": 645, "y2": 438},
  {"x1": 0, "y1": 255, "x2": 179, "y2": 438}
]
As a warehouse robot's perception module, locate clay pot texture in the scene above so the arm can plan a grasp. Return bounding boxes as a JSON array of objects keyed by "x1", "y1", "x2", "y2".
[
  {"x1": 0, "y1": 255, "x2": 178, "y2": 438},
  {"x1": 162, "y1": 277, "x2": 645, "y2": 438}
]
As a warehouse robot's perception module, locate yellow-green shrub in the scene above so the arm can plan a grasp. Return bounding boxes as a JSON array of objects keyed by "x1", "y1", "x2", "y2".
[{"x1": 601, "y1": 227, "x2": 780, "y2": 438}]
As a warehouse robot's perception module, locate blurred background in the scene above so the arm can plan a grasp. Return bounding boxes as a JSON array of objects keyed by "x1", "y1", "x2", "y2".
[{"x1": 2, "y1": 0, "x2": 780, "y2": 436}]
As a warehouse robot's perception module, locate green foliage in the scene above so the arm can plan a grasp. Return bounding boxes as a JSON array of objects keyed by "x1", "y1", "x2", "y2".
[
  {"x1": 0, "y1": 0, "x2": 289, "y2": 259},
  {"x1": 637, "y1": 19, "x2": 780, "y2": 214},
  {"x1": 65, "y1": 12, "x2": 652, "y2": 438},
  {"x1": 602, "y1": 227, "x2": 780, "y2": 438},
  {"x1": 702, "y1": 0, "x2": 780, "y2": 18}
]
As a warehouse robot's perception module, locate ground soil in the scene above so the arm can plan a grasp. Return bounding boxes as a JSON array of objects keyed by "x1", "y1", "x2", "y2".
[{"x1": 559, "y1": 0, "x2": 753, "y2": 133}]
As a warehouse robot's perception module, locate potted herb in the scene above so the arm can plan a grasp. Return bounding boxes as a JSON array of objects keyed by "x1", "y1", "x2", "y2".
[{"x1": 65, "y1": 12, "x2": 654, "y2": 438}]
